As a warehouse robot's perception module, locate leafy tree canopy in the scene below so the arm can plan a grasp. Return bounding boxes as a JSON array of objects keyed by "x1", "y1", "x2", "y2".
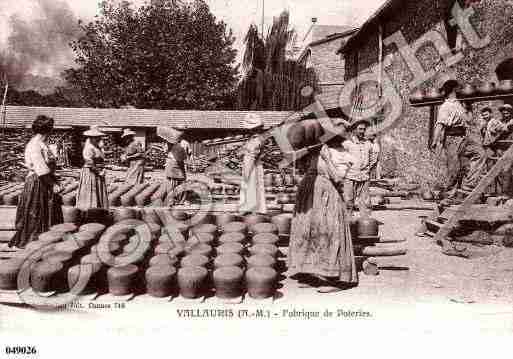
[{"x1": 64, "y1": 0, "x2": 239, "y2": 109}]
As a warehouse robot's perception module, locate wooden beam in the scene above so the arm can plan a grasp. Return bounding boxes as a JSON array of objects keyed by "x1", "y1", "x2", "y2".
[{"x1": 434, "y1": 144, "x2": 513, "y2": 245}]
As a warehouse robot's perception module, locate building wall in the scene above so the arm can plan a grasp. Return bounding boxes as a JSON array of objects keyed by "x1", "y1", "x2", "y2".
[
  {"x1": 310, "y1": 38, "x2": 347, "y2": 84},
  {"x1": 343, "y1": 0, "x2": 513, "y2": 187}
]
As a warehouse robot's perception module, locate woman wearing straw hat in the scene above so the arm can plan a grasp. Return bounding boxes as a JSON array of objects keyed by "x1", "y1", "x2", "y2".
[
  {"x1": 76, "y1": 126, "x2": 109, "y2": 210},
  {"x1": 9, "y1": 115, "x2": 63, "y2": 249},
  {"x1": 239, "y1": 115, "x2": 266, "y2": 214},
  {"x1": 288, "y1": 118, "x2": 358, "y2": 292},
  {"x1": 120, "y1": 128, "x2": 145, "y2": 185}
]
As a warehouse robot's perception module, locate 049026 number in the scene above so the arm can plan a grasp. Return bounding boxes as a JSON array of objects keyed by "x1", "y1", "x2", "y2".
[{"x1": 5, "y1": 346, "x2": 37, "y2": 355}]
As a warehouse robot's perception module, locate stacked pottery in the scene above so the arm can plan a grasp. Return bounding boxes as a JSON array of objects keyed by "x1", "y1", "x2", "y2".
[
  {"x1": 107, "y1": 264, "x2": 139, "y2": 296},
  {"x1": 50, "y1": 223, "x2": 78, "y2": 235},
  {"x1": 185, "y1": 243, "x2": 213, "y2": 258},
  {"x1": 215, "y1": 213, "x2": 239, "y2": 227},
  {"x1": 246, "y1": 266, "x2": 277, "y2": 299},
  {"x1": 81, "y1": 254, "x2": 106, "y2": 291},
  {"x1": 213, "y1": 266, "x2": 244, "y2": 299},
  {"x1": 135, "y1": 183, "x2": 161, "y2": 207},
  {"x1": 243, "y1": 213, "x2": 268, "y2": 229},
  {"x1": 79, "y1": 223, "x2": 106, "y2": 237},
  {"x1": 120, "y1": 183, "x2": 149, "y2": 207},
  {"x1": 217, "y1": 242, "x2": 244, "y2": 256},
  {"x1": 149, "y1": 254, "x2": 179, "y2": 268},
  {"x1": 218, "y1": 232, "x2": 246, "y2": 245},
  {"x1": 188, "y1": 232, "x2": 215, "y2": 246},
  {"x1": 62, "y1": 207, "x2": 82, "y2": 225},
  {"x1": 108, "y1": 184, "x2": 132, "y2": 207},
  {"x1": 177, "y1": 266, "x2": 208, "y2": 299},
  {"x1": 38, "y1": 231, "x2": 64, "y2": 245},
  {"x1": 222, "y1": 222, "x2": 248, "y2": 236},
  {"x1": 251, "y1": 223, "x2": 278, "y2": 236},
  {"x1": 112, "y1": 208, "x2": 138, "y2": 223},
  {"x1": 145, "y1": 265, "x2": 177, "y2": 298},
  {"x1": 61, "y1": 192, "x2": 76, "y2": 206},
  {"x1": 252, "y1": 233, "x2": 279, "y2": 246}
]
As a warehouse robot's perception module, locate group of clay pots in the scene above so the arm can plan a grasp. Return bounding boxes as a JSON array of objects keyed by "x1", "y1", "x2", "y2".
[
  {"x1": 263, "y1": 173, "x2": 299, "y2": 188},
  {"x1": 0, "y1": 183, "x2": 24, "y2": 206},
  {"x1": 410, "y1": 80, "x2": 513, "y2": 103},
  {"x1": 0, "y1": 222, "x2": 107, "y2": 293}
]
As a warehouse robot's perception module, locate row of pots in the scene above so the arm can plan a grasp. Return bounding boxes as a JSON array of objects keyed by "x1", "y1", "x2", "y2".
[{"x1": 410, "y1": 80, "x2": 513, "y2": 103}]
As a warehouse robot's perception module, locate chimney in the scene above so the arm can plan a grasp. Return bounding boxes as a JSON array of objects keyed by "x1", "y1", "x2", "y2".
[{"x1": 311, "y1": 17, "x2": 318, "y2": 23}]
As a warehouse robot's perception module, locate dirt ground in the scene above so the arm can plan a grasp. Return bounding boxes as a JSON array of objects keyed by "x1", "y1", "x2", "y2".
[{"x1": 1, "y1": 208, "x2": 513, "y2": 336}]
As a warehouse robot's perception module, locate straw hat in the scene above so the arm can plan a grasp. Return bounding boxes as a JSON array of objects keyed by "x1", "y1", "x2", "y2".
[
  {"x1": 121, "y1": 128, "x2": 136, "y2": 138},
  {"x1": 157, "y1": 126, "x2": 183, "y2": 144},
  {"x1": 499, "y1": 104, "x2": 513, "y2": 112},
  {"x1": 83, "y1": 125, "x2": 106, "y2": 137}
]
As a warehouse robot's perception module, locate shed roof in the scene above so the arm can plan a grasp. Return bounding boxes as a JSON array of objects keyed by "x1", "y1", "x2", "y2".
[{"x1": 1, "y1": 106, "x2": 298, "y2": 130}]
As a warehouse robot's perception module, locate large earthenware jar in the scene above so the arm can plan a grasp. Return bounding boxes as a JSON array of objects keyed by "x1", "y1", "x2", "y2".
[
  {"x1": 31, "y1": 261, "x2": 64, "y2": 293},
  {"x1": 213, "y1": 266, "x2": 244, "y2": 299},
  {"x1": 214, "y1": 253, "x2": 244, "y2": 269},
  {"x1": 217, "y1": 242, "x2": 244, "y2": 256},
  {"x1": 246, "y1": 267, "x2": 277, "y2": 299},
  {"x1": 146, "y1": 265, "x2": 177, "y2": 298},
  {"x1": 0, "y1": 259, "x2": 23, "y2": 290},
  {"x1": 177, "y1": 266, "x2": 208, "y2": 299},
  {"x1": 218, "y1": 232, "x2": 246, "y2": 245},
  {"x1": 247, "y1": 254, "x2": 276, "y2": 269},
  {"x1": 107, "y1": 264, "x2": 139, "y2": 296},
  {"x1": 249, "y1": 244, "x2": 279, "y2": 258},
  {"x1": 149, "y1": 254, "x2": 179, "y2": 268},
  {"x1": 62, "y1": 206, "x2": 82, "y2": 225},
  {"x1": 221, "y1": 221, "x2": 248, "y2": 235},
  {"x1": 271, "y1": 213, "x2": 293, "y2": 236},
  {"x1": 181, "y1": 254, "x2": 210, "y2": 268},
  {"x1": 251, "y1": 223, "x2": 278, "y2": 235},
  {"x1": 252, "y1": 233, "x2": 279, "y2": 246}
]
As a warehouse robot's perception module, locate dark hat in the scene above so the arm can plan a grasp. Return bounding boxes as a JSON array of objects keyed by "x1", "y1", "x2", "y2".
[
  {"x1": 481, "y1": 106, "x2": 492, "y2": 113},
  {"x1": 499, "y1": 104, "x2": 513, "y2": 112},
  {"x1": 350, "y1": 118, "x2": 371, "y2": 130},
  {"x1": 439, "y1": 79, "x2": 460, "y2": 94}
]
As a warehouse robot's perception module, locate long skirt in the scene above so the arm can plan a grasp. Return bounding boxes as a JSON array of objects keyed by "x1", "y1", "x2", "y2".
[
  {"x1": 288, "y1": 174, "x2": 358, "y2": 283},
  {"x1": 125, "y1": 162, "x2": 145, "y2": 186},
  {"x1": 9, "y1": 173, "x2": 63, "y2": 248},
  {"x1": 76, "y1": 168, "x2": 108, "y2": 210}
]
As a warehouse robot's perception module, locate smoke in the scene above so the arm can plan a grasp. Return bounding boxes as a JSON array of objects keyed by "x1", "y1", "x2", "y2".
[{"x1": 0, "y1": 0, "x2": 82, "y2": 86}]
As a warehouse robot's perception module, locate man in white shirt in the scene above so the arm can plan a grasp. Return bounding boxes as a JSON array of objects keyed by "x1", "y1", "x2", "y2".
[{"x1": 342, "y1": 119, "x2": 377, "y2": 216}]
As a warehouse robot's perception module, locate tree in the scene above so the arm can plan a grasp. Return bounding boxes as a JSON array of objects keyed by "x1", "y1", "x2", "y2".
[
  {"x1": 64, "y1": 0, "x2": 239, "y2": 109},
  {"x1": 237, "y1": 10, "x2": 317, "y2": 111}
]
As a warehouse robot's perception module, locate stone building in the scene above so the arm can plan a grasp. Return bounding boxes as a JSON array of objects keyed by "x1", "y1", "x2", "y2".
[{"x1": 338, "y1": 0, "x2": 513, "y2": 187}]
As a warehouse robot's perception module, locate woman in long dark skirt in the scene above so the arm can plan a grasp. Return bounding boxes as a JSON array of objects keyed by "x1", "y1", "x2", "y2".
[
  {"x1": 288, "y1": 121, "x2": 358, "y2": 292},
  {"x1": 9, "y1": 115, "x2": 63, "y2": 249}
]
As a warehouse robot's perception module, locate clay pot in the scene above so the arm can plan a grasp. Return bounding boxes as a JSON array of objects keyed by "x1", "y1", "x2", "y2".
[
  {"x1": 409, "y1": 89, "x2": 424, "y2": 103},
  {"x1": 217, "y1": 242, "x2": 244, "y2": 256},
  {"x1": 181, "y1": 254, "x2": 210, "y2": 268},
  {"x1": 107, "y1": 264, "x2": 139, "y2": 296},
  {"x1": 149, "y1": 254, "x2": 179, "y2": 267},
  {"x1": 42, "y1": 251, "x2": 74, "y2": 269},
  {"x1": 243, "y1": 214, "x2": 269, "y2": 228},
  {"x1": 271, "y1": 214, "x2": 293, "y2": 235},
  {"x1": 68, "y1": 264, "x2": 99, "y2": 295},
  {"x1": 177, "y1": 266, "x2": 208, "y2": 299},
  {"x1": 425, "y1": 88, "x2": 442, "y2": 100},
  {"x1": 31, "y1": 261, "x2": 64, "y2": 293},
  {"x1": 74, "y1": 231, "x2": 97, "y2": 247},
  {"x1": 249, "y1": 244, "x2": 279, "y2": 258},
  {"x1": 252, "y1": 233, "x2": 279, "y2": 246},
  {"x1": 146, "y1": 265, "x2": 177, "y2": 298},
  {"x1": 356, "y1": 217, "x2": 380, "y2": 237},
  {"x1": 247, "y1": 254, "x2": 276, "y2": 269},
  {"x1": 81, "y1": 254, "x2": 104, "y2": 273},
  {"x1": 50, "y1": 223, "x2": 78, "y2": 234},
  {"x1": 246, "y1": 267, "x2": 277, "y2": 299},
  {"x1": 62, "y1": 192, "x2": 76, "y2": 206},
  {"x1": 458, "y1": 84, "x2": 475, "y2": 97},
  {"x1": 213, "y1": 266, "x2": 244, "y2": 299},
  {"x1": 251, "y1": 223, "x2": 278, "y2": 235},
  {"x1": 421, "y1": 189, "x2": 434, "y2": 201},
  {"x1": 222, "y1": 221, "x2": 248, "y2": 235},
  {"x1": 79, "y1": 223, "x2": 106, "y2": 236},
  {"x1": 189, "y1": 232, "x2": 215, "y2": 246},
  {"x1": 191, "y1": 223, "x2": 218, "y2": 235},
  {"x1": 218, "y1": 232, "x2": 246, "y2": 245},
  {"x1": 214, "y1": 253, "x2": 244, "y2": 269},
  {"x1": 498, "y1": 80, "x2": 513, "y2": 94},
  {"x1": 185, "y1": 243, "x2": 213, "y2": 258},
  {"x1": 273, "y1": 174, "x2": 284, "y2": 187},
  {"x1": 112, "y1": 208, "x2": 137, "y2": 223},
  {"x1": 38, "y1": 231, "x2": 64, "y2": 244},
  {"x1": 477, "y1": 82, "x2": 495, "y2": 95},
  {"x1": 0, "y1": 259, "x2": 23, "y2": 290},
  {"x1": 155, "y1": 242, "x2": 183, "y2": 256},
  {"x1": 62, "y1": 206, "x2": 82, "y2": 225}
]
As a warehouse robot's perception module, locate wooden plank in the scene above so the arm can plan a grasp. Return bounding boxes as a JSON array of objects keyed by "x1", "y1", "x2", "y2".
[{"x1": 434, "y1": 144, "x2": 513, "y2": 245}]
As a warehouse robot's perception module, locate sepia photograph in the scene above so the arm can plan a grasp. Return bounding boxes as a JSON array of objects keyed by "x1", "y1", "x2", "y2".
[{"x1": 0, "y1": 0, "x2": 512, "y2": 357}]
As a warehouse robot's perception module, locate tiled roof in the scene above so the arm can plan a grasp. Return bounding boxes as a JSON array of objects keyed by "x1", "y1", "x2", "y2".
[{"x1": 0, "y1": 106, "x2": 298, "y2": 130}]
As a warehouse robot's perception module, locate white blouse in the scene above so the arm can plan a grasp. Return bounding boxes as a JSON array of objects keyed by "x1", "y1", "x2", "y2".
[{"x1": 24, "y1": 136, "x2": 52, "y2": 177}]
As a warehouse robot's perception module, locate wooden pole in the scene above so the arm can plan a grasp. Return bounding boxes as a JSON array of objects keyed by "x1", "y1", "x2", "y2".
[{"x1": 1, "y1": 78, "x2": 8, "y2": 132}]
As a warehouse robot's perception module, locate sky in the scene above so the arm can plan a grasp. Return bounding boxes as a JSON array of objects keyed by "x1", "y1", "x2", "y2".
[{"x1": 0, "y1": 0, "x2": 387, "y2": 76}]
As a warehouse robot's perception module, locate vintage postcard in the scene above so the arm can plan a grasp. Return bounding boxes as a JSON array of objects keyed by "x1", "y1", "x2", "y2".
[{"x1": 1, "y1": 0, "x2": 512, "y2": 357}]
